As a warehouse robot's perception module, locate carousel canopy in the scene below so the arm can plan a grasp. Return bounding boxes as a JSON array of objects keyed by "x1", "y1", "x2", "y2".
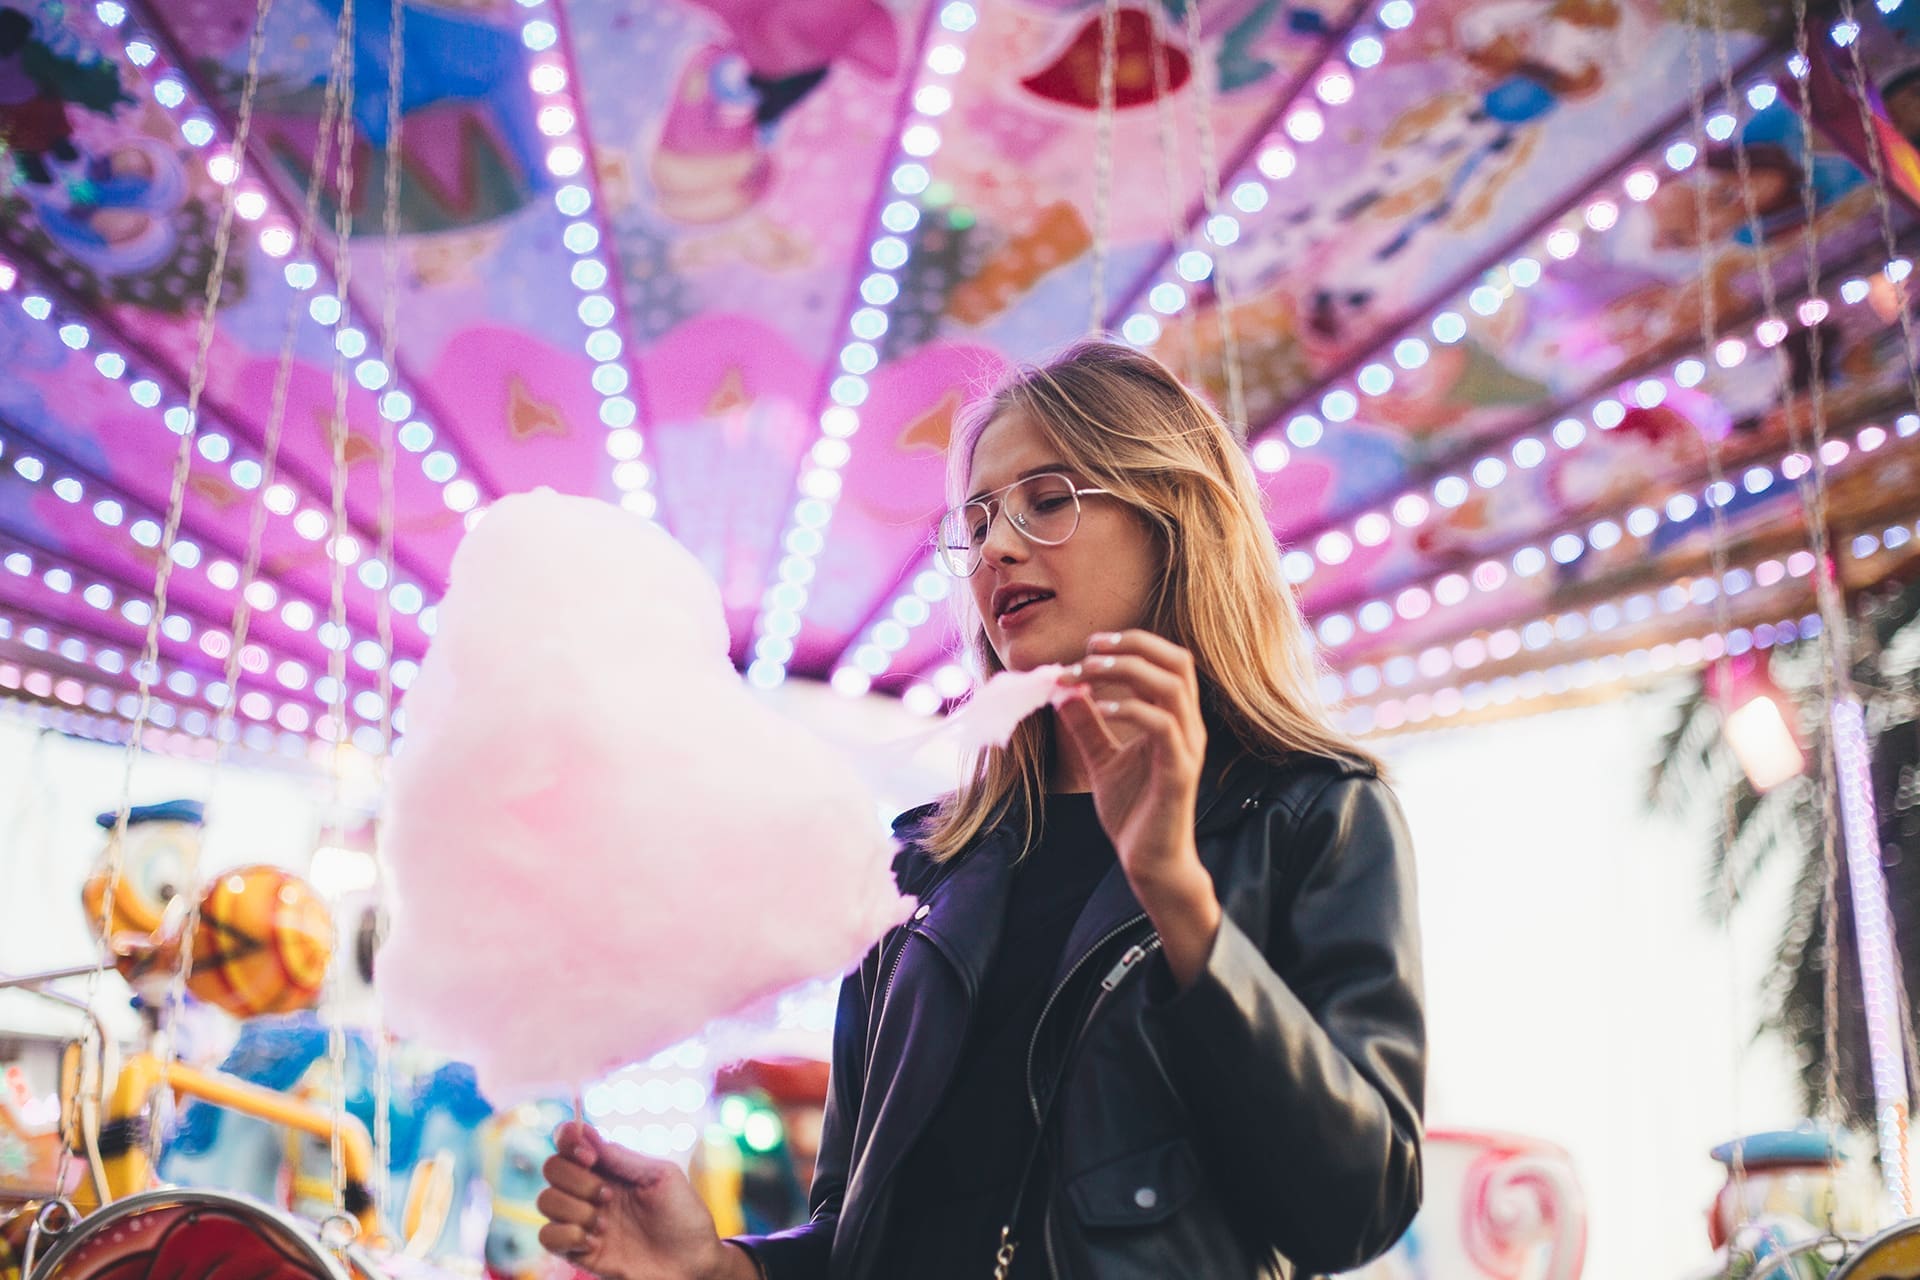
[{"x1": 1, "y1": 0, "x2": 1918, "y2": 754}]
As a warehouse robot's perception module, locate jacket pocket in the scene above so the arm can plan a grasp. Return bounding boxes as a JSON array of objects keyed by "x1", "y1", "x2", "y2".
[{"x1": 1063, "y1": 1137, "x2": 1200, "y2": 1229}]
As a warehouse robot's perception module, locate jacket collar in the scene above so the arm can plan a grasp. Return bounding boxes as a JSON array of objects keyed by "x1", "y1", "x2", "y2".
[{"x1": 911, "y1": 823, "x2": 1017, "y2": 1001}]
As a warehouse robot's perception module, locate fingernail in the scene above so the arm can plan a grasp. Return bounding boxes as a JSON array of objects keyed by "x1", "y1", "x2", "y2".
[
  {"x1": 596, "y1": 1187, "x2": 611, "y2": 1205},
  {"x1": 570, "y1": 1144, "x2": 595, "y2": 1165},
  {"x1": 1090, "y1": 632, "x2": 1123, "y2": 647},
  {"x1": 1059, "y1": 663, "x2": 1083, "y2": 681},
  {"x1": 1088, "y1": 655, "x2": 1116, "y2": 671},
  {"x1": 1099, "y1": 700, "x2": 1121, "y2": 714}
]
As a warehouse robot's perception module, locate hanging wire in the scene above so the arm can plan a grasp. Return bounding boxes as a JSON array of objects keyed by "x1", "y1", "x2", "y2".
[
  {"x1": 369, "y1": 0, "x2": 407, "y2": 1228},
  {"x1": 1678, "y1": 0, "x2": 1754, "y2": 1243},
  {"x1": 1179, "y1": 0, "x2": 1248, "y2": 437},
  {"x1": 142, "y1": 0, "x2": 285, "y2": 1178},
  {"x1": 1147, "y1": 4, "x2": 1199, "y2": 384},
  {"x1": 1088, "y1": 0, "x2": 1120, "y2": 332},
  {"x1": 322, "y1": 0, "x2": 360, "y2": 1236},
  {"x1": 1773, "y1": 1, "x2": 1864, "y2": 1226},
  {"x1": 60, "y1": 0, "x2": 279, "y2": 1205}
]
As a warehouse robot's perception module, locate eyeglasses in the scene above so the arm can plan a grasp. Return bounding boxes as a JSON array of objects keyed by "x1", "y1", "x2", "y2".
[{"x1": 935, "y1": 471, "x2": 1112, "y2": 578}]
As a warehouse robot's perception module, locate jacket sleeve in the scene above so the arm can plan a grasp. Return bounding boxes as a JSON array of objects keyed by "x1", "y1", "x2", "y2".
[
  {"x1": 1144, "y1": 772, "x2": 1425, "y2": 1273},
  {"x1": 723, "y1": 954, "x2": 870, "y2": 1279}
]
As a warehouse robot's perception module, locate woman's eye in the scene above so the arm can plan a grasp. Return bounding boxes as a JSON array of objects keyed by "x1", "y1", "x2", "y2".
[{"x1": 1032, "y1": 496, "x2": 1071, "y2": 513}]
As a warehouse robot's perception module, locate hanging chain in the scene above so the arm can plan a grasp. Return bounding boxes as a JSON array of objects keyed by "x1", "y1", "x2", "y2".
[
  {"x1": 1147, "y1": 4, "x2": 1199, "y2": 383},
  {"x1": 1088, "y1": 0, "x2": 1120, "y2": 332},
  {"x1": 143, "y1": 0, "x2": 284, "y2": 1177},
  {"x1": 1180, "y1": 0, "x2": 1248, "y2": 436},
  {"x1": 323, "y1": 0, "x2": 360, "y2": 1234},
  {"x1": 63, "y1": 0, "x2": 279, "y2": 1201},
  {"x1": 1679, "y1": 0, "x2": 1752, "y2": 1244},
  {"x1": 1771, "y1": 0, "x2": 1858, "y2": 1219},
  {"x1": 369, "y1": 0, "x2": 407, "y2": 1228}
]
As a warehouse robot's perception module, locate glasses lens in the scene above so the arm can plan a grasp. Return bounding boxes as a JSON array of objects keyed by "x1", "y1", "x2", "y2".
[
  {"x1": 936, "y1": 502, "x2": 990, "y2": 575},
  {"x1": 1008, "y1": 474, "x2": 1080, "y2": 545}
]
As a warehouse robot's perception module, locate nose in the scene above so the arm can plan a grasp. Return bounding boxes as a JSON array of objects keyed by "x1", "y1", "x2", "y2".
[{"x1": 977, "y1": 502, "x2": 1029, "y2": 570}]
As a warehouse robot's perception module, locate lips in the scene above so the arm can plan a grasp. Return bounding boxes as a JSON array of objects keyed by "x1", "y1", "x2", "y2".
[{"x1": 991, "y1": 585, "x2": 1055, "y2": 621}]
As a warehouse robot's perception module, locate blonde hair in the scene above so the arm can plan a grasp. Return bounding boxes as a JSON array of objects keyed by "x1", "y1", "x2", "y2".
[{"x1": 924, "y1": 340, "x2": 1379, "y2": 863}]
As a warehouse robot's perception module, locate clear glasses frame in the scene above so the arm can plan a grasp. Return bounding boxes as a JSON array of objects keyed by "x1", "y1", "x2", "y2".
[{"x1": 935, "y1": 471, "x2": 1112, "y2": 577}]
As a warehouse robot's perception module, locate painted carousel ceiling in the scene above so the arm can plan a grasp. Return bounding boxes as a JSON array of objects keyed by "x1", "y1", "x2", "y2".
[{"x1": 2, "y1": 0, "x2": 1920, "y2": 753}]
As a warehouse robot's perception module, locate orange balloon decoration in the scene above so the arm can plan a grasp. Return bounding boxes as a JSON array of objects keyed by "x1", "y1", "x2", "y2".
[{"x1": 186, "y1": 867, "x2": 334, "y2": 1018}]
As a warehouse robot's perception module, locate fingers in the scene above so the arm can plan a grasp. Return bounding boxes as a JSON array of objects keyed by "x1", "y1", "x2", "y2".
[
  {"x1": 1087, "y1": 629, "x2": 1198, "y2": 679},
  {"x1": 1085, "y1": 696, "x2": 1186, "y2": 762},
  {"x1": 1054, "y1": 686, "x2": 1120, "y2": 771},
  {"x1": 537, "y1": 1219, "x2": 599, "y2": 1264},
  {"x1": 1064, "y1": 654, "x2": 1195, "y2": 731},
  {"x1": 543, "y1": 1151, "x2": 605, "y2": 1201},
  {"x1": 537, "y1": 1186, "x2": 600, "y2": 1230}
]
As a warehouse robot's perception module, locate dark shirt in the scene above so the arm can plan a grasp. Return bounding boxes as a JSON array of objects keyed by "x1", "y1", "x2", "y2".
[{"x1": 871, "y1": 792, "x2": 1115, "y2": 1278}]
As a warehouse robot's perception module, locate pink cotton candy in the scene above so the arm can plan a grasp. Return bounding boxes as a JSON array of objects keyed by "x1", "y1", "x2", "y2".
[
  {"x1": 909, "y1": 664, "x2": 1066, "y2": 755},
  {"x1": 376, "y1": 490, "x2": 915, "y2": 1102}
]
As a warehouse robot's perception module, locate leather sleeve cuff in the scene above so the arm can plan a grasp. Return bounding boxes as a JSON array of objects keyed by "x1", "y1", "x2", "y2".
[{"x1": 727, "y1": 1225, "x2": 829, "y2": 1280}]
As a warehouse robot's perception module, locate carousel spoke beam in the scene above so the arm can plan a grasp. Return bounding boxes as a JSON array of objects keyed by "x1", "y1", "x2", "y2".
[
  {"x1": 0, "y1": 414, "x2": 425, "y2": 662},
  {"x1": 0, "y1": 575, "x2": 376, "y2": 750},
  {"x1": 0, "y1": 250, "x2": 449, "y2": 607},
  {"x1": 1241, "y1": 36, "x2": 1787, "y2": 456},
  {"x1": 1097, "y1": 0, "x2": 1375, "y2": 334},
  {"x1": 1303, "y1": 385, "x2": 1919, "y2": 645},
  {"x1": 741, "y1": 1, "x2": 957, "y2": 684},
  {"x1": 1327, "y1": 490, "x2": 1920, "y2": 723},
  {"x1": 120, "y1": 0, "x2": 511, "y2": 509},
  {"x1": 538, "y1": 0, "x2": 658, "y2": 509},
  {"x1": 1272, "y1": 224, "x2": 1920, "y2": 567},
  {"x1": 0, "y1": 526, "x2": 395, "y2": 718}
]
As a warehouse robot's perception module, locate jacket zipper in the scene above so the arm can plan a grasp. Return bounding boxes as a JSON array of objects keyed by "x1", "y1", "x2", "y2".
[
  {"x1": 866, "y1": 923, "x2": 915, "y2": 1071},
  {"x1": 1023, "y1": 915, "x2": 1149, "y2": 1126},
  {"x1": 1024, "y1": 920, "x2": 1162, "y2": 1279}
]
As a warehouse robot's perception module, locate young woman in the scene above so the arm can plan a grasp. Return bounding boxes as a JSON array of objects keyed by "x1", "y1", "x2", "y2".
[{"x1": 537, "y1": 341, "x2": 1426, "y2": 1279}]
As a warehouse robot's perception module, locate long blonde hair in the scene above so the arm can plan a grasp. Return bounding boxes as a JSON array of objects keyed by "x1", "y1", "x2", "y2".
[{"x1": 924, "y1": 339, "x2": 1379, "y2": 863}]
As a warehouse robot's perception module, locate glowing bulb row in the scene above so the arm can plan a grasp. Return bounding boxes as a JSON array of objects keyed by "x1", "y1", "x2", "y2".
[
  {"x1": 0, "y1": 610, "x2": 389, "y2": 740},
  {"x1": 1234, "y1": 57, "x2": 1786, "y2": 483},
  {"x1": 1307, "y1": 415, "x2": 1910, "y2": 647},
  {"x1": 1340, "y1": 611, "x2": 1818, "y2": 736},
  {"x1": 98, "y1": 6, "x2": 277, "y2": 250},
  {"x1": 1320, "y1": 539, "x2": 1840, "y2": 703},
  {"x1": 1269, "y1": 253, "x2": 1906, "y2": 583},
  {"x1": 746, "y1": 2, "x2": 980, "y2": 691},
  {"x1": 1118, "y1": 0, "x2": 1418, "y2": 347},
  {"x1": 516, "y1": 0, "x2": 654, "y2": 516},
  {"x1": 0, "y1": 535, "x2": 410, "y2": 714},
  {"x1": 0, "y1": 279, "x2": 442, "y2": 637},
  {"x1": 827, "y1": 561, "x2": 955, "y2": 698},
  {"x1": 0, "y1": 653, "x2": 360, "y2": 760}
]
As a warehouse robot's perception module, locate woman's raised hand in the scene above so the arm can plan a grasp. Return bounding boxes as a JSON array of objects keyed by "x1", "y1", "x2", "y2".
[
  {"x1": 1056, "y1": 630, "x2": 1222, "y2": 987},
  {"x1": 538, "y1": 1122, "x2": 759, "y2": 1280}
]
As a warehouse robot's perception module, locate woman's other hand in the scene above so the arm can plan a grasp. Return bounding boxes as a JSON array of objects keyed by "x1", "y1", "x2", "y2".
[{"x1": 538, "y1": 1122, "x2": 760, "y2": 1280}]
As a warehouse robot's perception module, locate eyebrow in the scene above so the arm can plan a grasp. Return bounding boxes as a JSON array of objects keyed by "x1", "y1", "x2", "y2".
[{"x1": 965, "y1": 464, "x2": 1073, "y2": 506}]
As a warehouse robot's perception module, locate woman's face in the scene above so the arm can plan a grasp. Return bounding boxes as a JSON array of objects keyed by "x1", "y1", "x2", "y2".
[{"x1": 963, "y1": 409, "x2": 1163, "y2": 672}]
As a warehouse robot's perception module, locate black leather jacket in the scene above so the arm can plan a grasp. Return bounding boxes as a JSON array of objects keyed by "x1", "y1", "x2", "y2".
[{"x1": 736, "y1": 743, "x2": 1425, "y2": 1279}]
